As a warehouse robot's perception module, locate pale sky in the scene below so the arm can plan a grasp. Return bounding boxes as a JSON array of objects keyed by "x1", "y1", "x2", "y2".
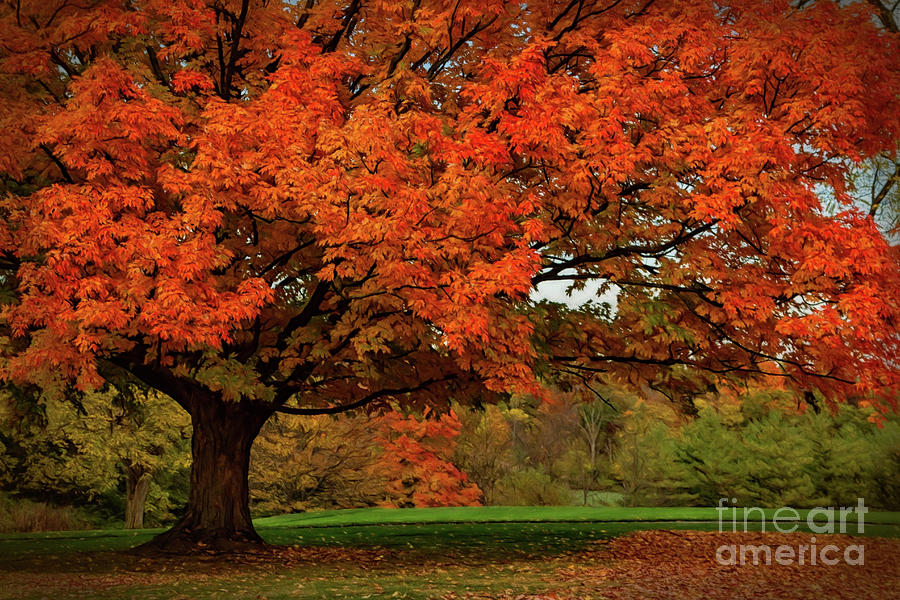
[{"x1": 531, "y1": 279, "x2": 619, "y2": 309}]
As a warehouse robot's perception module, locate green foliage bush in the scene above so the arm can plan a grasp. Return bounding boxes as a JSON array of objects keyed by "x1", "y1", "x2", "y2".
[
  {"x1": 675, "y1": 409, "x2": 819, "y2": 506},
  {"x1": 670, "y1": 397, "x2": 900, "y2": 509},
  {"x1": 868, "y1": 421, "x2": 900, "y2": 509}
]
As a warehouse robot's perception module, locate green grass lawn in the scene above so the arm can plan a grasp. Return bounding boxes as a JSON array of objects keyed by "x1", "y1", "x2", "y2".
[
  {"x1": 253, "y1": 504, "x2": 900, "y2": 528},
  {"x1": 2, "y1": 505, "x2": 897, "y2": 556},
  {"x1": 0, "y1": 506, "x2": 897, "y2": 600}
]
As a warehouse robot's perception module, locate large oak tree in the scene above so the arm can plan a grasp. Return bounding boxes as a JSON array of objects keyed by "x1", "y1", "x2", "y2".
[{"x1": 1, "y1": 0, "x2": 898, "y2": 551}]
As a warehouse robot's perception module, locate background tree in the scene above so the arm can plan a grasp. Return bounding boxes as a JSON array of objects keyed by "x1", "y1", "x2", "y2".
[
  {"x1": 1, "y1": 0, "x2": 899, "y2": 551},
  {"x1": 250, "y1": 412, "x2": 385, "y2": 515},
  {"x1": 487, "y1": 397, "x2": 576, "y2": 506},
  {"x1": 452, "y1": 403, "x2": 514, "y2": 504},
  {"x1": 610, "y1": 397, "x2": 692, "y2": 506},
  {"x1": 251, "y1": 408, "x2": 481, "y2": 513},
  {"x1": 574, "y1": 397, "x2": 619, "y2": 505},
  {"x1": 0, "y1": 385, "x2": 189, "y2": 528}
]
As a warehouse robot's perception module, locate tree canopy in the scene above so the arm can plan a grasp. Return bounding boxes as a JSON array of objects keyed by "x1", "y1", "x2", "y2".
[{"x1": 1, "y1": 0, "x2": 898, "y2": 550}]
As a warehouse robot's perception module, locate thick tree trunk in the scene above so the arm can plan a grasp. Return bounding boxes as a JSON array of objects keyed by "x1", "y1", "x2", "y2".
[
  {"x1": 124, "y1": 467, "x2": 151, "y2": 530},
  {"x1": 140, "y1": 397, "x2": 272, "y2": 553}
]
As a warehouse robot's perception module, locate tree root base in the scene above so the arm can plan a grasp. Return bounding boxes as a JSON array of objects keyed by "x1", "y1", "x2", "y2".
[{"x1": 132, "y1": 526, "x2": 267, "y2": 556}]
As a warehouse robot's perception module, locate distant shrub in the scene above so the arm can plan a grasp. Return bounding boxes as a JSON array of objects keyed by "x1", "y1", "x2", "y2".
[
  {"x1": 494, "y1": 468, "x2": 572, "y2": 506},
  {"x1": 867, "y1": 421, "x2": 900, "y2": 510},
  {"x1": 579, "y1": 491, "x2": 625, "y2": 507},
  {"x1": 0, "y1": 493, "x2": 91, "y2": 533}
]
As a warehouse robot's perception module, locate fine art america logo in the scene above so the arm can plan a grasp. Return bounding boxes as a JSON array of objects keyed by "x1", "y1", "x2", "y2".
[{"x1": 715, "y1": 497, "x2": 867, "y2": 566}]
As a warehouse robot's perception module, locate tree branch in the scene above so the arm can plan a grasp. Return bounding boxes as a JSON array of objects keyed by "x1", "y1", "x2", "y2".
[
  {"x1": 869, "y1": 159, "x2": 899, "y2": 218},
  {"x1": 276, "y1": 279, "x2": 332, "y2": 351},
  {"x1": 39, "y1": 143, "x2": 74, "y2": 184},
  {"x1": 276, "y1": 375, "x2": 454, "y2": 415},
  {"x1": 222, "y1": 0, "x2": 250, "y2": 100}
]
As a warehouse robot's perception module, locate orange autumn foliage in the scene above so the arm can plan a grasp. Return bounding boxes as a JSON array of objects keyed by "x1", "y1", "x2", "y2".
[
  {"x1": 0, "y1": 0, "x2": 898, "y2": 548},
  {"x1": 376, "y1": 409, "x2": 482, "y2": 508},
  {"x1": 0, "y1": 0, "x2": 897, "y2": 408}
]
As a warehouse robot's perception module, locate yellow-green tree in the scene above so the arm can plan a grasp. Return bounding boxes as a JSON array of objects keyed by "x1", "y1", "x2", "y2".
[
  {"x1": 452, "y1": 404, "x2": 513, "y2": 504},
  {"x1": 1, "y1": 386, "x2": 189, "y2": 528}
]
